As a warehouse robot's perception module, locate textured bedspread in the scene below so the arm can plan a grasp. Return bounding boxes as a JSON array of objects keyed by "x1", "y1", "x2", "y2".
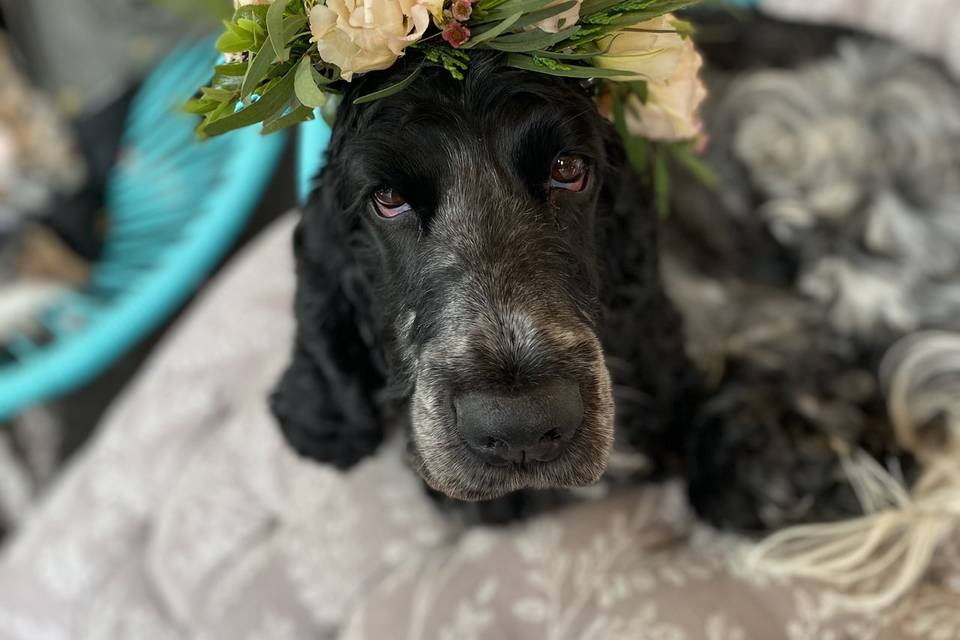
[{"x1": 0, "y1": 215, "x2": 956, "y2": 640}]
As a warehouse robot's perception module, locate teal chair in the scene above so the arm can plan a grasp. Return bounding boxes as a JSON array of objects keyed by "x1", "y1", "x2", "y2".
[
  {"x1": 0, "y1": 38, "x2": 289, "y2": 420},
  {"x1": 297, "y1": 112, "x2": 331, "y2": 203}
]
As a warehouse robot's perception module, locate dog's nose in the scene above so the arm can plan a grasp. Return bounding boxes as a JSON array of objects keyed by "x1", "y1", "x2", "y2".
[{"x1": 455, "y1": 379, "x2": 582, "y2": 465}]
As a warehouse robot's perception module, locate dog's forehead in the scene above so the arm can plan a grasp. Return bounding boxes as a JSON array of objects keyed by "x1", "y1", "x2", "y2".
[{"x1": 352, "y1": 71, "x2": 600, "y2": 159}]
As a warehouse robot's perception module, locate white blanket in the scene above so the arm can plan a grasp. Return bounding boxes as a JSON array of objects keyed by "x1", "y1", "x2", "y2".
[{"x1": 0, "y1": 215, "x2": 955, "y2": 639}]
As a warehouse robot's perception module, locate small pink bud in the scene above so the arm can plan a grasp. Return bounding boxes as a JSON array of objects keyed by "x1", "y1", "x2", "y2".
[
  {"x1": 442, "y1": 21, "x2": 471, "y2": 48},
  {"x1": 451, "y1": 0, "x2": 472, "y2": 22}
]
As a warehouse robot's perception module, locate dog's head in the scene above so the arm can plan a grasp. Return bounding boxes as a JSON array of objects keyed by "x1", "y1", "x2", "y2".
[{"x1": 301, "y1": 53, "x2": 627, "y2": 500}]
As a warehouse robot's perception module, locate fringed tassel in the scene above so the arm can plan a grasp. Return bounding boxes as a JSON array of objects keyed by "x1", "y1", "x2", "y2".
[{"x1": 748, "y1": 331, "x2": 960, "y2": 611}]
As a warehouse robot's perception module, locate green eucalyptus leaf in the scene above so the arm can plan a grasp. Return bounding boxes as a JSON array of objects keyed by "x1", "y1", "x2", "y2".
[
  {"x1": 580, "y1": 0, "x2": 623, "y2": 17},
  {"x1": 510, "y1": 1, "x2": 577, "y2": 29},
  {"x1": 215, "y1": 61, "x2": 248, "y2": 76},
  {"x1": 234, "y1": 4, "x2": 270, "y2": 24},
  {"x1": 672, "y1": 16, "x2": 696, "y2": 38},
  {"x1": 216, "y1": 28, "x2": 250, "y2": 53},
  {"x1": 581, "y1": 0, "x2": 696, "y2": 19},
  {"x1": 200, "y1": 86, "x2": 237, "y2": 101},
  {"x1": 184, "y1": 97, "x2": 219, "y2": 114},
  {"x1": 462, "y1": 12, "x2": 523, "y2": 49},
  {"x1": 626, "y1": 80, "x2": 648, "y2": 103},
  {"x1": 475, "y1": 0, "x2": 510, "y2": 14},
  {"x1": 262, "y1": 104, "x2": 315, "y2": 134},
  {"x1": 236, "y1": 18, "x2": 262, "y2": 37},
  {"x1": 294, "y1": 56, "x2": 328, "y2": 108},
  {"x1": 353, "y1": 66, "x2": 422, "y2": 104},
  {"x1": 202, "y1": 66, "x2": 296, "y2": 136},
  {"x1": 488, "y1": 25, "x2": 579, "y2": 52},
  {"x1": 212, "y1": 71, "x2": 243, "y2": 92},
  {"x1": 225, "y1": 19, "x2": 251, "y2": 38},
  {"x1": 525, "y1": 39, "x2": 614, "y2": 60},
  {"x1": 612, "y1": 87, "x2": 627, "y2": 136},
  {"x1": 668, "y1": 143, "x2": 717, "y2": 187},
  {"x1": 267, "y1": 0, "x2": 288, "y2": 61},
  {"x1": 196, "y1": 96, "x2": 239, "y2": 140},
  {"x1": 315, "y1": 66, "x2": 341, "y2": 84},
  {"x1": 627, "y1": 135, "x2": 649, "y2": 172},
  {"x1": 321, "y1": 93, "x2": 342, "y2": 126},
  {"x1": 479, "y1": 0, "x2": 555, "y2": 23},
  {"x1": 528, "y1": 48, "x2": 599, "y2": 60},
  {"x1": 241, "y1": 38, "x2": 276, "y2": 98},
  {"x1": 613, "y1": 89, "x2": 649, "y2": 171},
  {"x1": 506, "y1": 53, "x2": 635, "y2": 77},
  {"x1": 283, "y1": 15, "x2": 308, "y2": 42},
  {"x1": 600, "y1": 10, "x2": 677, "y2": 26}
]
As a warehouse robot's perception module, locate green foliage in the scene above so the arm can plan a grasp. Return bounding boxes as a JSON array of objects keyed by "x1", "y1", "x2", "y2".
[
  {"x1": 266, "y1": 0, "x2": 289, "y2": 61},
  {"x1": 294, "y1": 57, "x2": 330, "y2": 108},
  {"x1": 187, "y1": 0, "x2": 709, "y2": 214},
  {"x1": 462, "y1": 12, "x2": 524, "y2": 48},
  {"x1": 507, "y1": 53, "x2": 634, "y2": 78},
  {"x1": 192, "y1": 0, "x2": 314, "y2": 138},
  {"x1": 570, "y1": 0, "x2": 699, "y2": 45},
  {"x1": 509, "y1": 1, "x2": 578, "y2": 30},
  {"x1": 262, "y1": 105, "x2": 316, "y2": 134},
  {"x1": 419, "y1": 44, "x2": 471, "y2": 80},
  {"x1": 201, "y1": 67, "x2": 296, "y2": 137},
  {"x1": 610, "y1": 84, "x2": 713, "y2": 217},
  {"x1": 354, "y1": 67, "x2": 424, "y2": 104},
  {"x1": 487, "y1": 25, "x2": 580, "y2": 52},
  {"x1": 241, "y1": 38, "x2": 276, "y2": 98},
  {"x1": 474, "y1": 0, "x2": 557, "y2": 23}
]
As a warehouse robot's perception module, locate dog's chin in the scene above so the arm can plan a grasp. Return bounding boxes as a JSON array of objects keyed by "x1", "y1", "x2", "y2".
[{"x1": 407, "y1": 418, "x2": 615, "y2": 502}]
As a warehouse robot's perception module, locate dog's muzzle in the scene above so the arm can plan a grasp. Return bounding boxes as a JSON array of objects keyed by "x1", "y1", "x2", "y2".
[
  {"x1": 408, "y1": 313, "x2": 615, "y2": 501},
  {"x1": 454, "y1": 378, "x2": 583, "y2": 465}
]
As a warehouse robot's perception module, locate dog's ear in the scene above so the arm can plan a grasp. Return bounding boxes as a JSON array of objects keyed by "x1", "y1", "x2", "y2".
[
  {"x1": 597, "y1": 128, "x2": 703, "y2": 473},
  {"x1": 271, "y1": 157, "x2": 387, "y2": 468}
]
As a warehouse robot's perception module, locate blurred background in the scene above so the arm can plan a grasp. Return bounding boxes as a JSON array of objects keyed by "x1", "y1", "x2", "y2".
[
  {"x1": 0, "y1": 0, "x2": 958, "y2": 544},
  {"x1": 0, "y1": 0, "x2": 300, "y2": 537}
]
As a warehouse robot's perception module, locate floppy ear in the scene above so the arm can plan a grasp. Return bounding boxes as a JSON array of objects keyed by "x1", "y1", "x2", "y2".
[
  {"x1": 596, "y1": 130, "x2": 703, "y2": 474},
  {"x1": 270, "y1": 158, "x2": 387, "y2": 468}
]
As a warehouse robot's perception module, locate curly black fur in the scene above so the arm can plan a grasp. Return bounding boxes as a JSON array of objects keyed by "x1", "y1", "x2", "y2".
[{"x1": 271, "y1": 51, "x2": 698, "y2": 521}]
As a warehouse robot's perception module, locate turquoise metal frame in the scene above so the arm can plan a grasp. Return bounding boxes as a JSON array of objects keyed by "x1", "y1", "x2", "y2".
[
  {"x1": 297, "y1": 113, "x2": 331, "y2": 202},
  {"x1": 0, "y1": 39, "x2": 288, "y2": 420}
]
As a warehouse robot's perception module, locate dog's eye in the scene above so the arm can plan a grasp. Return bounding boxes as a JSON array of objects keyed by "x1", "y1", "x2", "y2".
[
  {"x1": 373, "y1": 188, "x2": 412, "y2": 218},
  {"x1": 549, "y1": 155, "x2": 588, "y2": 192}
]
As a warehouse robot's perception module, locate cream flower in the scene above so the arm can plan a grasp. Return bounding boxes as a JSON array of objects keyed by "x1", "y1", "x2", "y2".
[
  {"x1": 594, "y1": 14, "x2": 687, "y2": 82},
  {"x1": 595, "y1": 15, "x2": 707, "y2": 141},
  {"x1": 534, "y1": 0, "x2": 581, "y2": 34},
  {"x1": 235, "y1": 0, "x2": 272, "y2": 6},
  {"x1": 624, "y1": 42, "x2": 706, "y2": 141},
  {"x1": 309, "y1": 0, "x2": 442, "y2": 81}
]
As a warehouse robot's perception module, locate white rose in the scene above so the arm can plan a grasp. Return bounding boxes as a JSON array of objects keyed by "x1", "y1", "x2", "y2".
[
  {"x1": 534, "y1": 0, "x2": 581, "y2": 34},
  {"x1": 594, "y1": 15, "x2": 687, "y2": 83},
  {"x1": 626, "y1": 40, "x2": 706, "y2": 141},
  {"x1": 595, "y1": 16, "x2": 707, "y2": 141},
  {"x1": 309, "y1": 0, "x2": 442, "y2": 81}
]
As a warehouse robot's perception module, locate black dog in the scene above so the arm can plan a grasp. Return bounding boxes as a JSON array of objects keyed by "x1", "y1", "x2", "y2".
[{"x1": 271, "y1": 51, "x2": 697, "y2": 522}]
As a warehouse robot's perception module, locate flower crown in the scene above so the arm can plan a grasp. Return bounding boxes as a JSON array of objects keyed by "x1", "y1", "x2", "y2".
[{"x1": 189, "y1": 0, "x2": 710, "y2": 208}]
